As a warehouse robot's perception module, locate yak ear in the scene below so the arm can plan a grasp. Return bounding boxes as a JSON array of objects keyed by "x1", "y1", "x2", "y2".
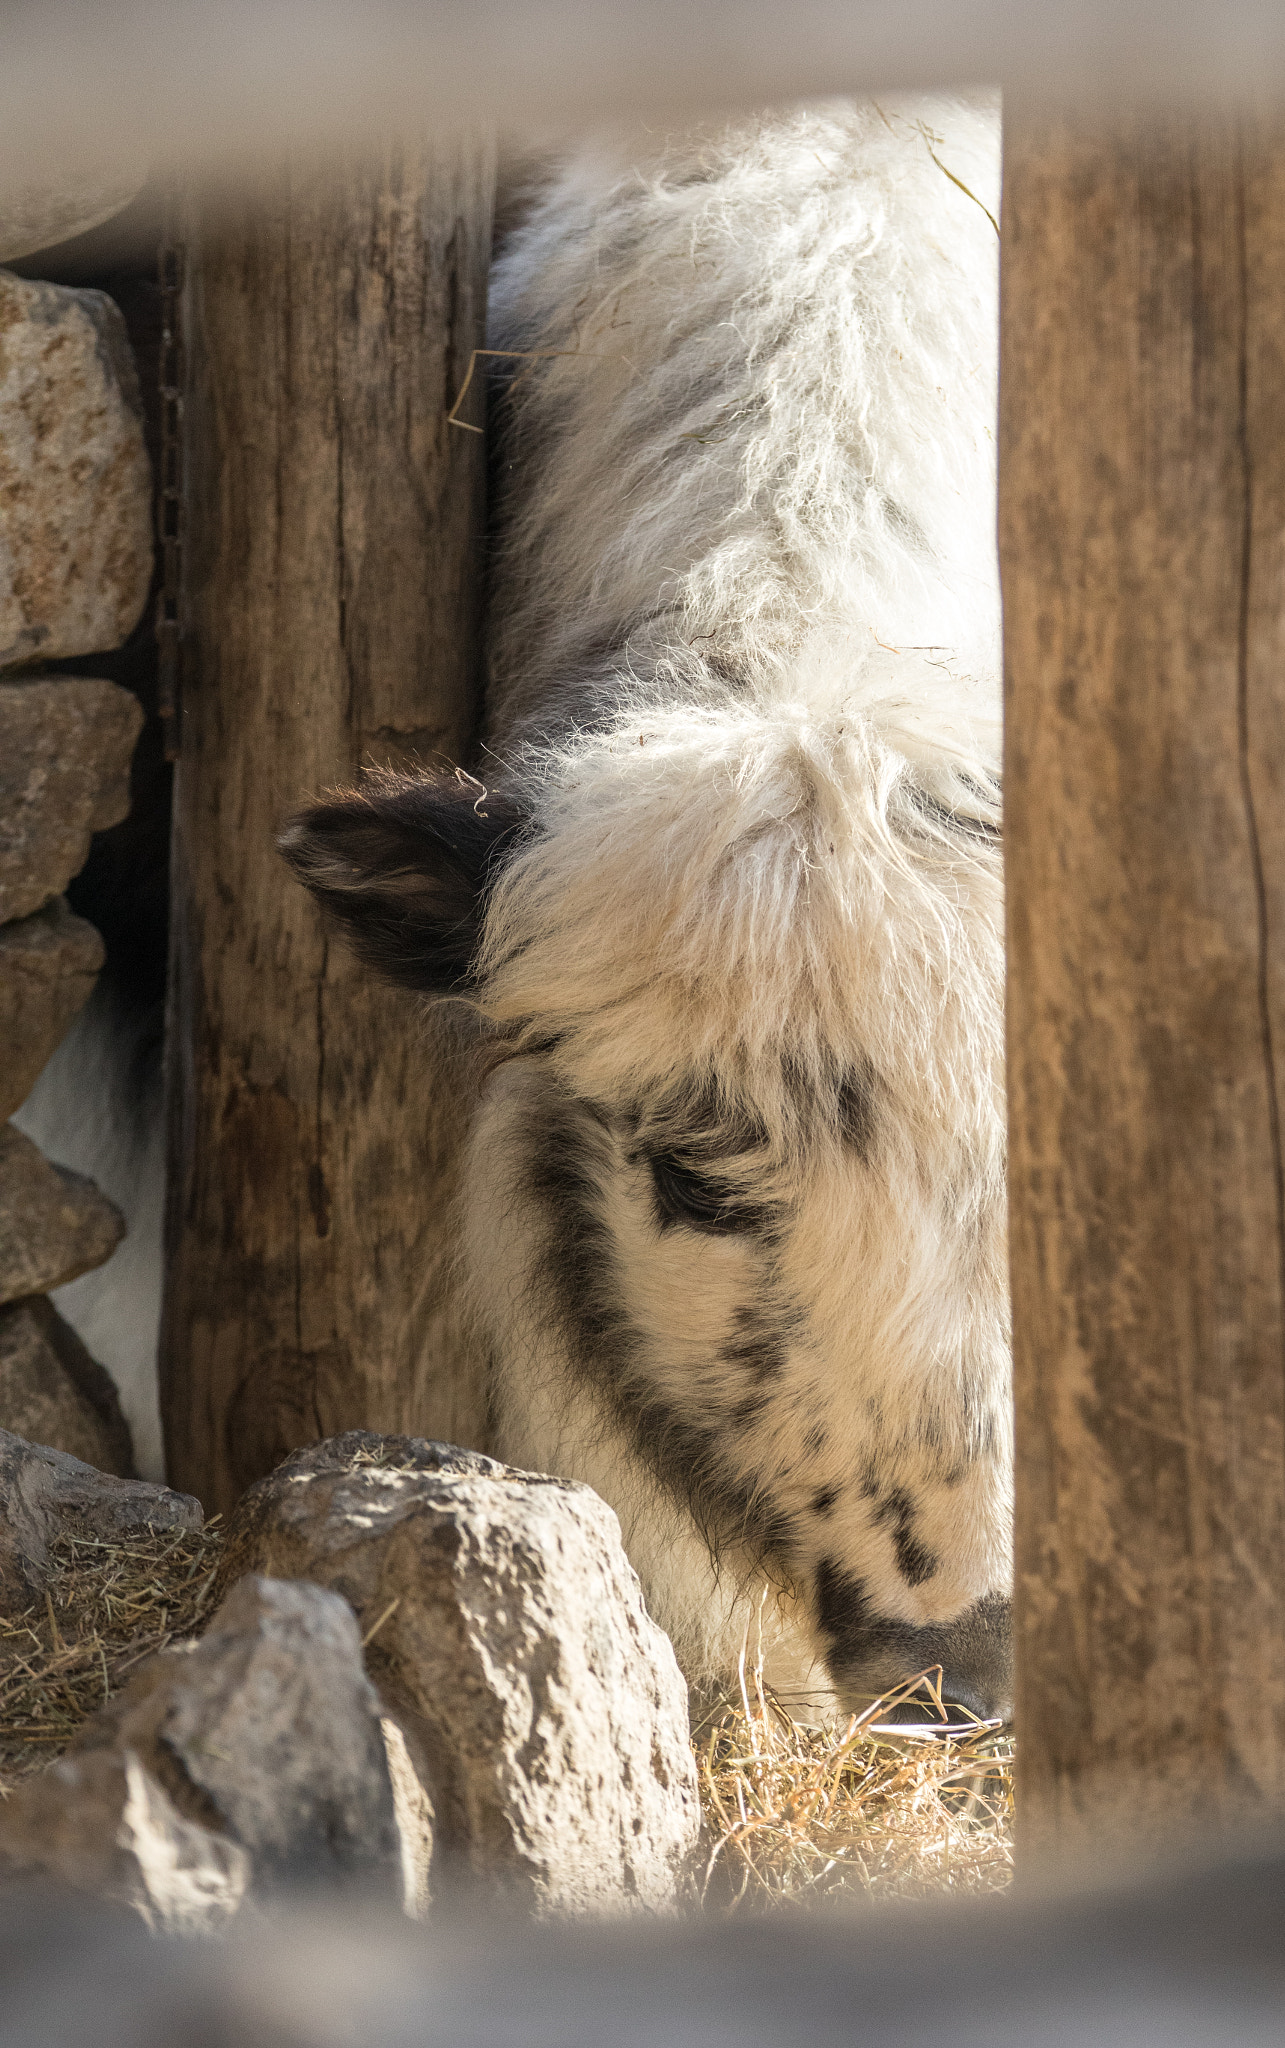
[{"x1": 278, "y1": 769, "x2": 526, "y2": 995}]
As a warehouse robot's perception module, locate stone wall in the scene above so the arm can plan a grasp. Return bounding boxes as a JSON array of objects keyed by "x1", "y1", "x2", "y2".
[{"x1": 0, "y1": 263, "x2": 154, "y2": 1477}]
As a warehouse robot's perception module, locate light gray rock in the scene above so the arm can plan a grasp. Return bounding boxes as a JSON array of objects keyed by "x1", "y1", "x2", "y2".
[
  {"x1": 0, "y1": 161, "x2": 148, "y2": 266},
  {"x1": 0, "y1": 1576, "x2": 404, "y2": 1928},
  {"x1": 0, "y1": 1121, "x2": 124, "y2": 1303},
  {"x1": 0, "y1": 269, "x2": 152, "y2": 670},
  {"x1": 0, "y1": 1295, "x2": 134, "y2": 1478},
  {"x1": 216, "y1": 1433, "x2": 700, "y2": 1916},
  {"x1": 0, "y1": 898, "x2": 103, "y2": 1121},
  {"x1": 0, "y1": 675, "x2": 142, "y2": 922},
  {"x1": 0, "y1": 1425, "x2": 199, "y2": 1609},
  {"x1": 0, "y1": 1748, "x2": 249, "y2": 1935}
]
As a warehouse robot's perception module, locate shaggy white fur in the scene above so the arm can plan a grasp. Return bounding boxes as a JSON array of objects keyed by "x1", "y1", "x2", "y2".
[
  {"x1": 448, "y1": 96, "x2": 1010, "y2": 1712},
  {"x1": 484, "y1": 98, "x2": 1002, "y2": 755}
]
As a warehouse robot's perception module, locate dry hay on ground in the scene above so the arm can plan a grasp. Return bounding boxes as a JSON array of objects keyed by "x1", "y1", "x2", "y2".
[
  {"x1": 0, "y1": 1518, "x2": 225, "y2": 1798},
  {"x1": 0, "y1": 1521, "x2": 1015, "y2": 1901},
  {"x1": 693, "y1": 1660, "x2": 1014, "y2": 1911}
]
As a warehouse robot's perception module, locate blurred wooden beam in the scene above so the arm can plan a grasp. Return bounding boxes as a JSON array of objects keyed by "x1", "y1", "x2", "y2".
[{"x1": 3, "y1": 4, "x2": 1284, "y2": 193}]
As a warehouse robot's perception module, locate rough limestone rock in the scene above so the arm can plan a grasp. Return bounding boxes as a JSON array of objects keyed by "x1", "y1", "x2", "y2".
[
  {"x1": 0, "y1": 675, "x2": 142, "y2": 921},
  {"x1": 0, "y1": 161, "x2": 149, "y2": 266},
  {"x1": 0, "y1": 1121, "x2": 124, "y2": 1303},
  {"x1": 215, "y1": 1433, "x2": 700, "y2": 1915},
  {"x1": 0, "y1": 1426, "x2": 199, "y2": 1610},
  {"x1": 0, "y1": 897, "x2": 103, "y2": 1121},
  {"x1": 0, "y1": 1749, "x2": 249, "y2": 1935},
  {"x1": 0, "y1": 269, "x2": 152, "y2": 670},
  {"x1": 0, "y1": 1576, "x2": 403, "y2": 1928},
  {"x1": 0, "y1": 1296, "x2": 134, "y2": 1478}
]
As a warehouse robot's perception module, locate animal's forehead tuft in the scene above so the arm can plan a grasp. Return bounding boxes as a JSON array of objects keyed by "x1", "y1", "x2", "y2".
[{"x1": 476, "y1": 687, "x2": 1004, "y2": 1135}]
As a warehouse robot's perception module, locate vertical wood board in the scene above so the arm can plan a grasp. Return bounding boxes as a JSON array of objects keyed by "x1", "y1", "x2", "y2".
[
  {"x1": 162, "y1": 142, "x2": 495, "y2": 1512},
  {"x1": 1001, "y1": 115, "x2": 1285, "y2": 1843}
]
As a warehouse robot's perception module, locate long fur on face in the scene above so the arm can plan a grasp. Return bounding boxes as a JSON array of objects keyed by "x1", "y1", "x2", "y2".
[
  {"x1": 462, "y1": 680, "x2": 1009, "y2": 1709},
  {"x1": 455, "y1": 97, "x2": 1012, "y2": 1715}
]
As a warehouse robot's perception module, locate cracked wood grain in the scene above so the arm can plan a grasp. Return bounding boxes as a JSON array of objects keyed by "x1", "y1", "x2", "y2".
[
  {"x1": 1001, "y1": 112, "x2": 1285, "y2": 1848},
  {"x1": 161, "y1": 142, "x2": 496, "y2": 1514}
]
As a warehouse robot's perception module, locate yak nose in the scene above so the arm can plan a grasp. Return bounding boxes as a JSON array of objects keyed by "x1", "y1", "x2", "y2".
[
  {"x1": 815, "y1": 1564, "x2": 1013, "y2": 1727},
  {"x1": 873, "y1": 1678, "x2": 1005, "y2": 1732}
]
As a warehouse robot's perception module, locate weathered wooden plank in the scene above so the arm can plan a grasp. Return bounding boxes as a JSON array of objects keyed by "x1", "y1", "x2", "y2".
[
  {"x1": 162, "y1": 143, "x2": 495, "y2": 1511},
  {"x1": 1001, "y1": 114, "x2": 1285, "y2": 1842}
]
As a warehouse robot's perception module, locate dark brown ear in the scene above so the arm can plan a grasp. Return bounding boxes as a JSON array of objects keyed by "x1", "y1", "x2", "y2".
[{"x1": 278, "y1": 769, "x2": 526, "y2": 995}]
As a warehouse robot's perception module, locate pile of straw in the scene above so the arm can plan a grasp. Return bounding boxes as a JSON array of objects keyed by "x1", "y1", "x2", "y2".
[
  {"x1": 693, "y1": 1657, "x2": 1014, "y2": 1911},
  {"x1": 0, "y1": 1520, "x2": 225, "y2": 1799}
]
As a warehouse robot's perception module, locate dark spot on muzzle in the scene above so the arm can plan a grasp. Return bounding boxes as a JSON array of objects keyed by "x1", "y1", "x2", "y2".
[
  {"x1": 868, "y1": 1484, "x2": 937, "y2": 1589},
  {"x1": 814, "y1": 1559, "x2": 1013, "y2": 1725}
]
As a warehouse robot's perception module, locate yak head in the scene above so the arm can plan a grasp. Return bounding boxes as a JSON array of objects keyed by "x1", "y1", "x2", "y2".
[{"x1": 282, "y1": 679, "x2": 1012, "y2": 1725}]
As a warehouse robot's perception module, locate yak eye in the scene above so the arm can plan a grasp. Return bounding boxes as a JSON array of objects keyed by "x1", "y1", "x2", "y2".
[{"x1": 649, "y1": 1151, "x2": 764, "y2": 1236}]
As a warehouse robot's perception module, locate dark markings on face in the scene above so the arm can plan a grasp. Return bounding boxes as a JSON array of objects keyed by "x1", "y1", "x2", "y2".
[
  {"x1": 520, "y1": 1029, "x2": 566, "y2": 1060},
  {"x1": 649, "y1": 1149, "x2": 773, "y2": 1237},
  {"x1": 651, "y1": 1076, "x2": 770, "y2": 1157},
  {"x1": 804, "y1": 1422, "x2": 829, "y2": 1456},
  {"x1": 836, "y1": 1060, "x2": 878, "y2": 1161},
  {"x1": 915, "y1": 1406, "x2": 952, "y2": 1458},
  {"x1": 880, "y1": 1489, "x2": 937, "y2": 1588},
  {"x1": 811, "y1": 1484, "x2": 839, "y2": 1519},
  {"x1": 524, "y1": 1093, "x2": 798, "y2": 1570},
  {"x1": 721, "y1": 1302, "x2": 789, "y2": 1386},
  {"x1": 814, "y1": 1560, "x2": 1013, "y2": 1722},
  {"x1": 781, "y1": 1052, "x2": 879, "y2": 1162},
  {"x1": 857, "y1": 1473, "x2": 937, "y2": 1588},
  {"x1": 641, "y1": 1074, "x2": 776, "y2": 1238},
  {"x1": 731, "y1": 1391, "x2": 771, "y2": 1430}
]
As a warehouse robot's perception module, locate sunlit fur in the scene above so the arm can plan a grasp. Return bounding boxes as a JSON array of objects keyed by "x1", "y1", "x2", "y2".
[{"x1": 458, "y1": 96, "x2": 1010, "y2": 1713}]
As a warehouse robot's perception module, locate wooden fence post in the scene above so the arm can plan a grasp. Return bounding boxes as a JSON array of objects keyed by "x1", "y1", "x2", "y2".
[
  {"x1": 161, "y1": 142, "x2": 495, "y2": 1513},
  {"x1": 1001, "y1": 113, "x2": 1285, "y2": 1846}
]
